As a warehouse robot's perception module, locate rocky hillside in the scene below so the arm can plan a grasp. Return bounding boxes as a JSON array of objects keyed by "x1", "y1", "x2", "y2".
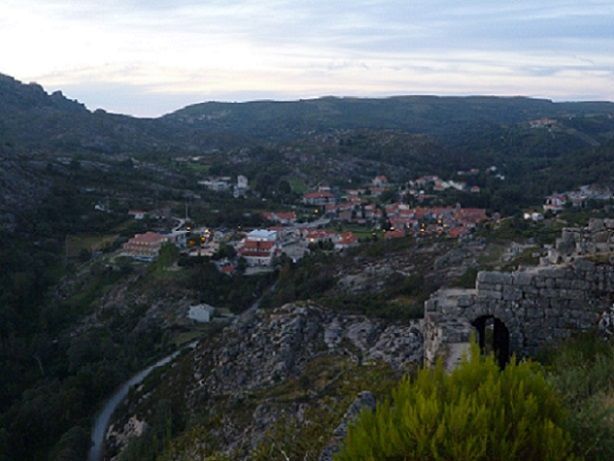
[
  {"x1": 0, "y1": 73, "x2": 246, "y2": 156},
  {"x1": 0, "y1": 156, "x2": 51, "y2": 229},
  {"x1": 106, "y1": 303, "x2": 423, "y2": 460}
]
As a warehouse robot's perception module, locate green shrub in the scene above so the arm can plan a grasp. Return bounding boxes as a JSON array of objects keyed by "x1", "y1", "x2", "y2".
[
  {"x1": 542, "y1": 334, "x2": 614, "y2": 461},
  {"x1": 336, "y1": 344, "x2": 576, "y2": 461}
]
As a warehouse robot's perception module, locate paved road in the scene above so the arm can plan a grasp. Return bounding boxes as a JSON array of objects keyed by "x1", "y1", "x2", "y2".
[{"x1": 87, "y1": 341, "x2": 197, "y2": 461}]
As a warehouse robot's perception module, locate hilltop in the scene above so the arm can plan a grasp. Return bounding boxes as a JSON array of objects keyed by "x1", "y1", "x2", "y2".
[{"x1": 2, "y1": 72, "x2": 614, "y2": 157}]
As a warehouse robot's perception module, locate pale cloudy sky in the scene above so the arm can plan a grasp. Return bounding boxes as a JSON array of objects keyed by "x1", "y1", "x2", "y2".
[{"x1": 1, "y1": 0, "x2": 613, "y2": 116}]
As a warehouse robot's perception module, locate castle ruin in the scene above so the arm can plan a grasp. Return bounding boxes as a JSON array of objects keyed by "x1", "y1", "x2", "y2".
[{"x1": 424, "y1": 219, "x2": 614, "y2": 369}]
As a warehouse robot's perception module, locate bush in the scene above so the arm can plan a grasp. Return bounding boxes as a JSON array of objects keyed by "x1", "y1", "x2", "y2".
[
  {"x1": 336, "y1": 344, "x2": 576, "y2": 461},
  {"x1": 541, "y1": 334, "x2": 614, "y2": 461}
]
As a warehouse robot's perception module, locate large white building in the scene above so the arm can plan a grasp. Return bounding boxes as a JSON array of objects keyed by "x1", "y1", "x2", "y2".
[{"x1": 239, "y1": 229, "x2": 279, "y2": 266}]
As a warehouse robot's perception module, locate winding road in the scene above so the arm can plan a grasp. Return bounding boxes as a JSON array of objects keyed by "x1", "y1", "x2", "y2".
[
  {"x1": 87, "y1": 342, "x2": 197, "y2": 461},
  {"x1": 87, "y1": 275, "x2": 278, "y2": 461}
]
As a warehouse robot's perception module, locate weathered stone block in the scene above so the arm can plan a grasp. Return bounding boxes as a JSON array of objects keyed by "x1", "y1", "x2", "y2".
[
  {"x1": 513, "y1": 272, "x2": 534, "y2": 286},
  {"x1": 477, "y1": 289, "x2": 502, "y2": 300},
  {"x1": 502, "y1": 286, "x2": 523, "y2": 302},
  {"x1": 477, "y1": 271, "x2": 513, "y2": 285}
]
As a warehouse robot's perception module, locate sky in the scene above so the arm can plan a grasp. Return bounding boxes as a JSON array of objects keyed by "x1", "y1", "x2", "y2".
[{"x1": 1, "y1": 0, "x2": 613, "y2": 117}]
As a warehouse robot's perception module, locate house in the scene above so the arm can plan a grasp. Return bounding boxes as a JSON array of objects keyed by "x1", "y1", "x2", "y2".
[
  {"x1": 372, "y1": 175, "x2": 389, "y2": 188},
  {"x1": 188, "y1": 304, "x2": 216, "y2": 323},
  {"x1": 303, "y1": 190, "x2": 336, "y2": 206},
  {"x1": 214, "y1": 258, "x2": 237, "y2": 275},
  {"x1": 433, "y1": 179, "x2": 447, "y2": 191},
  {"x1": 122, "y1": 232, "x2": 169, "y2": 261},
  {"x1": 238, "y1": 229, "x2": 279, "y2": 266},
  {"x1": 384, "y1": 228, "x2": 406, "y2": 239},
  {"x1": 415, "y1": 175, "x2": 439, "y2": 187},
  {"x1": 448, "y1": 180, "x2": 467, "y2": 191},
  {"x1": 454, "y1": 208, "x2": 487, "y2": 226},
  {"x1": 234, "y1": 175, "x2": 249, "y2": 197},
  {"x1": 237, "y1": 175, "x2": 248, "y2": 189},
  {"x1": 167, "y1": 230, "x2": 189, "y2": 248},
  {"x1": 363, "y1": 204, "x2": 383, "y2": 220},
  {"x1": 261, "y1": 211, "x2": 297, "y2": 224},
  {"x1": 470, "y1": 186, "x2": 481, "y2": 193},
  {"x1": 448, "y1": 226, "x2": 470, "y2": 239},
  {"x1": 544, "y1": 194, "x2": 567, "y2": 213},
  {"x1": 199, "y1": 176, "x2": 232, "y2": 192},
  {"x1": 345, "y1": 189, "x2": 365, "y2": 197},
  {"x1": 128, "y1": 209, "x2": 147, "y2": 220},
  {"x1": 523, "y1": 211, "x2": 544, "y2": 222},
  {"x1": 303, "y1": 229, "x2": 335, "y2": 244},
  {"x1": 334, "y1": 232, "x2": 358, "y2": 250}
]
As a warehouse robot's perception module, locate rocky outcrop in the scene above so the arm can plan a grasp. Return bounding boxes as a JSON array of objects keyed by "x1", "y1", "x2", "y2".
[
  {"x1": 109, "y1": 303, "x2": 423, "y2": 460},
  {"x1": 190, "y1": 303, "x2": 423, "y2": 397}
]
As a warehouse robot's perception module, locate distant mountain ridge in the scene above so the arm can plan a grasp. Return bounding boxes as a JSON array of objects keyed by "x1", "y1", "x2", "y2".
[
  {"x1": 1, "y1": 72, "x2": 614, "y2": 156},
  {"x1": 164, "y1": 95, "x2": 614, "y2": 142}
]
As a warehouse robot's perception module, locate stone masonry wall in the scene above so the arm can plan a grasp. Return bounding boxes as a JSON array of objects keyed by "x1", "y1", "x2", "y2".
[{"x1": 424, "y1": 219, "x2": 614, "y2": 367}]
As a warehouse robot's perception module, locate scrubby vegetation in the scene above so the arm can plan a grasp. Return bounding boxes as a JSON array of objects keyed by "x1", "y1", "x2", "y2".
[
  {"x1": 337, "y1": 337, "x2": 614, "y2": 461},
  {"x1": 542, "y1": 334, "x2": 614, "y2": 460},
  {"x1": 337, "y1": 344, "x2": 575, "y2": 461}
]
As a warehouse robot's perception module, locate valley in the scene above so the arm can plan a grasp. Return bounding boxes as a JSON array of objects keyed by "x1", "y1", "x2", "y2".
[{"x1": 0, "y1": 73, "x2": 613, "y2": 461}]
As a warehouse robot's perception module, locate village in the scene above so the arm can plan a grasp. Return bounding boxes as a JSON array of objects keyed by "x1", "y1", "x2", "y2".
[{"x1": 117, "y1": 171, "x2": 494, "y2": 275}]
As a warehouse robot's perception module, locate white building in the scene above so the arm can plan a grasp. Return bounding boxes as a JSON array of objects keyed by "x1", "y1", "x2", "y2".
[
  {"x1": 234, "y1": 175, "x2": 249, "y2": 197},
  {"x1": 239, "y1": 229, "x2": 279, "y2": 266},
  {"x1": 188, "y1": 304, "x2": 215, "y2": 323},
  {"x1": 199, "y1": 177, "x2": 232, "y2": 192}
]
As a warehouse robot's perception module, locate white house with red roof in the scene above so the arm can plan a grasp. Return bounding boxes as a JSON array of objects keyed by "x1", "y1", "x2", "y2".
[
  {"x1": 303, "y1": 190, "x2": 336, "y2": 206},
  {"x1": 544, "y1": 194, "x2": 567, "y2": 213},
  {"x1": 334, "y1": 232, "x2": 359, "y2": 250},
  {"x1": 372, "y1": 175, "x2": 389, "y2": 188},
  {"x1": 239, "y1": 229, "x2": 279, "y2": 266}
]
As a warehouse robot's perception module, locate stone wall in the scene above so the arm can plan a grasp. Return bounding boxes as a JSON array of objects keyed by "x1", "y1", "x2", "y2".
[
  {"x1": 425, "y1": 219, "x2": 614, "y2": 367},
  {"x1": 545, "y1": 218, "x2": 614, "y2": 264}
]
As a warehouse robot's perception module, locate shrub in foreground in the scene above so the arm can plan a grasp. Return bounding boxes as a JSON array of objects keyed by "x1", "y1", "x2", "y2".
[{"x1": 336, "y1": 344, "x2": 576, "y2": 461}]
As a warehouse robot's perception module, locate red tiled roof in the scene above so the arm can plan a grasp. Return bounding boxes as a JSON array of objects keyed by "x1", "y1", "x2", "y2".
[
  {"x1": 385, "y1": 229, "x2": 406, "y2": 239},
  {"x1": 130, "y1": 232, "x2": 166, "y2": 244},
  {"x1": 337, "y1": 231, "x2": 357, "y2": 245},
  {"x1": 304, "y1": 191, "x2": 334, "y2": 199},
  {"x1": 455, "y1": 208, "x2": 487, "y2": 223},
  {"x1": 243, "y1": 240, "x2": 275, "y2": 250},
  {"x1": 262, "y1": 211, "x2": 297, "y2": 221},
  {"x1": 449, "y1": 227, "x2": 470, "y2": 238},
  {"x1": 305, "y1": 229, "x2": 334, "y2": 240}
]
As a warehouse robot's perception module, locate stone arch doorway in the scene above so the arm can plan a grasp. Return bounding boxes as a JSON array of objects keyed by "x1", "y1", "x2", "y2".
[{"x1": 472, "y1": 315, "x2": 510, "y2": 368}]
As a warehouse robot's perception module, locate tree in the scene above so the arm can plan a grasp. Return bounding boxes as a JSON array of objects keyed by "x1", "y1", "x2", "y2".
[
  {"x1": 50, "y1": 426, "x2": 91, "y2": 461},
  {"x1": 278, "y1": 179, "x2": 292, "y2": 195}
]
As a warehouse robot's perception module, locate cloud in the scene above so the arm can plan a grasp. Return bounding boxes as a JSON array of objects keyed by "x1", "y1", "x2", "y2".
[{"x1": 0, "y1": 0, "x2": 612, "y2": 116}]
